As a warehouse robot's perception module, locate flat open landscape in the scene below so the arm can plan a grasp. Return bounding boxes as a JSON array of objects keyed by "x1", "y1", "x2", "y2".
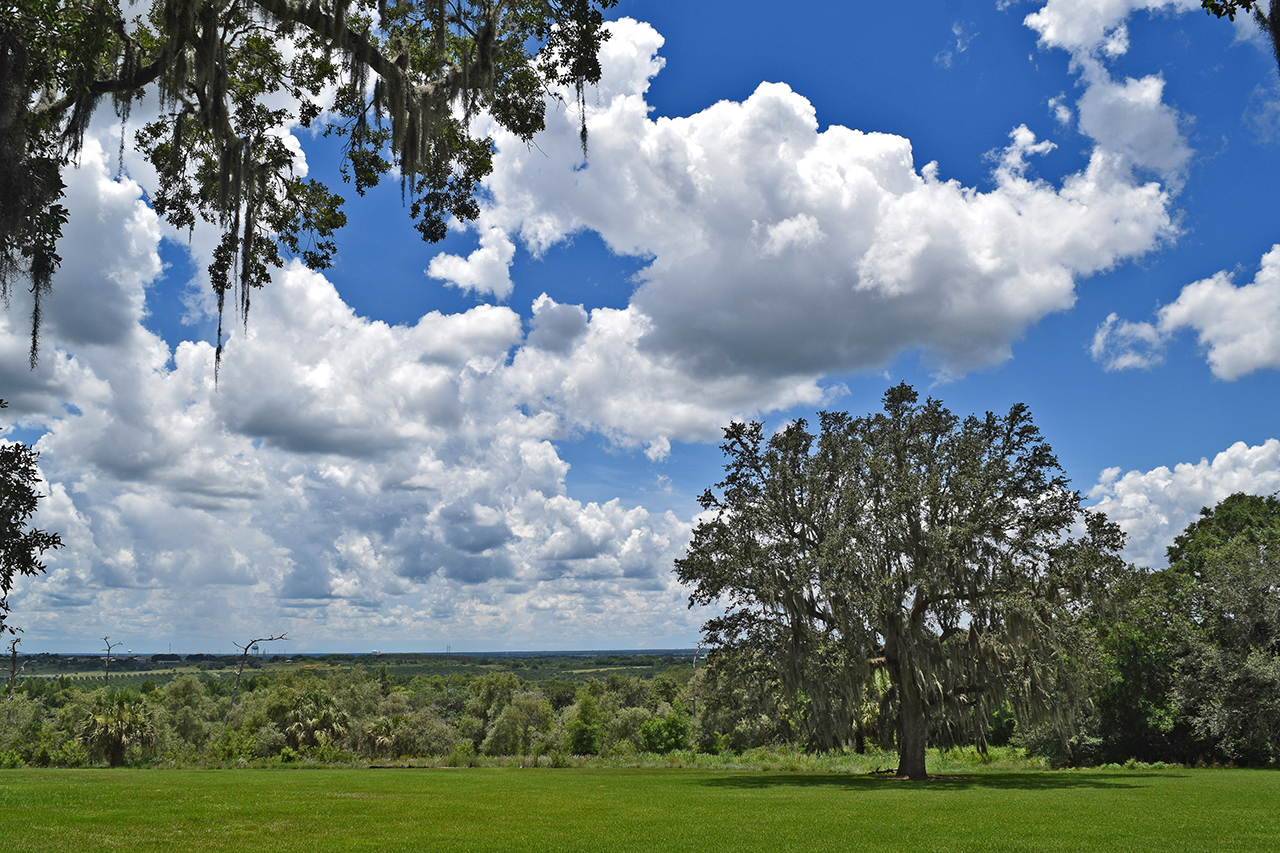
[{"x1": 1, "y1": 767, "x2": 1277, "y2": 852}]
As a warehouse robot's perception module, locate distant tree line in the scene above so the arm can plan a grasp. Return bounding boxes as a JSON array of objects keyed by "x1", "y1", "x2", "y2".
[{"x1": 0, "y1": 663, "x2": 702, "y2": 767}]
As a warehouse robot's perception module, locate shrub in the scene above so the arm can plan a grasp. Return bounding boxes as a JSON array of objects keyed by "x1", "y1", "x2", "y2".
[
  {"x1": 565, "y1": 691, "x2": 603, "y2": 755},
  {"x1": 606, "y1": 706, "x2": 652, "y2": 753},
  {"x1": 640, "y1": 706, "x2": 691, "y2": 755},
  {"x1": 254, "y1": 724, "x2": 287, "y2": 758},
  {"x1": 447, "y1": 740, "x2": 478, "y2": 767},
  {"x1": 393, "y1": 711, "x2": 459, "y2": 757},
  {"x1": 79, "y1": 691, "x2": 156, "y2": 767}
]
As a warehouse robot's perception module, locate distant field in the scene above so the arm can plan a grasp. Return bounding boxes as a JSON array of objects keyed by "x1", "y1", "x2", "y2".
[
  {"x1": 1, "y1": 767, "x2": 1276, "y2": 852},
  {"x1": 18, "y1": 651, "x2": 688, "y2": 689}
]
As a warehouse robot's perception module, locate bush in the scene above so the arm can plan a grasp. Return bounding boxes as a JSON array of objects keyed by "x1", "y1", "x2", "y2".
[
  {"x1": 447, "y1": 740, "x2": 478, "y2": 767},
  {"x1": 1015, "y1": 721, "x2": 1104, "y2": 769},
  {"x1": 640, "y1": 706, "x2": 691, "y2": 755},
  {"x1": 606, "y1": 706, "x2": 652, "y2": 753},
  {"x1": 254, "y1": 724, "x2": 287, "y2": 758},
  {"x1": 393, "y1": 711, "x2": 459, "y2": 757},
  {"x1": 79, "y1": 691, "x2": 156, "y2": 767},
  {"x1": 565, "y1": 691, "x2": 603, "y2": 755}
]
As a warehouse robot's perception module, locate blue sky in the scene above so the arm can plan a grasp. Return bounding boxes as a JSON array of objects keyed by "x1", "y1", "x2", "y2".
[{"x1": 3, "y1": 0, "x2": 1280, "y2": 653}]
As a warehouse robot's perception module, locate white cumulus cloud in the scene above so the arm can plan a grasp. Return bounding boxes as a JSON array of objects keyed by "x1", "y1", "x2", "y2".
[
  {"x1": 1089, "y1": 439, "x2": 1280, "y2": 567},
  {"x1": 0, "y1": 7, "x2": 1227, "y2": 651},
  {"x1": 431, "y1": 18, "x2": 1177, "y2": 403},
  {"x1": 1092, "y1": 245, "x2": 1280, "y2": 379},
  {"x1": 1024, "y1": 0, "x2": 1199, "y2": 60}
]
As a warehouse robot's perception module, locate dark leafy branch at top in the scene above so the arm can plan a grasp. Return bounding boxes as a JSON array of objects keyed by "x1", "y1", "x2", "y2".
[
  {"x1": 1202, "y1": 1, "x2": 1280, "y2": 70},
  {"x1": 0, "y1": 0, "x2": 616, "y2": 372}
]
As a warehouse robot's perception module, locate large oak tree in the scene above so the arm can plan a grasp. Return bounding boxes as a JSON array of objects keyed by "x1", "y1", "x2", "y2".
[{"x1": 676, "y1": 384, "x2": 1125, "y2": 779}]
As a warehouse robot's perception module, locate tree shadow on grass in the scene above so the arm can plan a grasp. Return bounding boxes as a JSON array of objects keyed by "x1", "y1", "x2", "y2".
[{"x1": 698, "y1": 771, "x2": 1180, "y2": 792}]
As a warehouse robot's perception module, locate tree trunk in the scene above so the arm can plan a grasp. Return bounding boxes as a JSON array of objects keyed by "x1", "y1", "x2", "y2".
[
  {"x1": 889, "y1": 631, "x2": 928, "y2": 780},
  {"x1": 896, "y1": 673, "x2": 928, "y2": 779}
]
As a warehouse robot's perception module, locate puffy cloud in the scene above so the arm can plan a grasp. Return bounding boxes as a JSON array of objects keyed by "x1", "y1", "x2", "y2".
[
  {"x1": 1026, "y1": 2, "x2": 1193, "y2": 186},
  {"x1": 506, "y1": 296, "x2": 829, "y2": 457},
  {"x1": 0, "y1": 9, "x2": 1215, "y2": 650},
  {"x1": 1024, "y1": 1, "x2": 1199, "y2": 60},
  {"x1": 1076, "y1": 73, "x2": 1192, "y2": 184},
  {"x1": 430, "y1": 18, "x2": 1176, "y2": 406},
  {"x1": 1156, "y1": 245, "x2": 1280, "y2": 379},
  {"x1": 1088, "y1": 440, "x2": 1280, "y2": 567},
  {"x1": 1048, "y1": 94, "x2": 1074, "y2": 126},
  {"x1": 426, "y1": 225, "x2": 517, "y2": 299},
  {"x1": 1091, "y1": 312, "x2": 1165, "y2": 371},
  {"x1": 1091, "y1": 245, "x2": 1280, "y2": 379}
]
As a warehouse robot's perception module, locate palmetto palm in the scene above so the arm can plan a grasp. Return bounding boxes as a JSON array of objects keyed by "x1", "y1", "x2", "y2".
[
  {"x1": 284, "y1": 691, "x2": 351, "y2": 751},
  {"x1": 78, "y1": 692, "x2": 155, "y2": 766}
]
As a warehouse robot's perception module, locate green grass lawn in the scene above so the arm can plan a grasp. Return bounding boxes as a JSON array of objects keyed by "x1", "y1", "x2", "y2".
[{"x1": 1, "y1": 767, "x2": 1276, "y2": 852}]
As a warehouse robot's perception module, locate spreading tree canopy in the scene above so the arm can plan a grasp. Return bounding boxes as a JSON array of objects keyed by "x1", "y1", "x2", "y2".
[
  {"x1": 0, "y1": 400, "x2": 63, "y2": 636},
  {"x1": 0, "y1": 0, "x2": 615, "y2": 369},
  {"x1": 676, "y1": 384, "x2": 1125, "y2": 780}
]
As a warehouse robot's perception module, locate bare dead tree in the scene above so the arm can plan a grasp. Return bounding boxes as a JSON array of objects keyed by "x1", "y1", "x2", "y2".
[
  {"x1": 224, "y1": 633, "x2": 287, "y2": 728},
  {"x1": 690, "y1": 641, "x2": 705, "y2": 716},
  {"x1": 5, "y1": 636, "x2": 24, "y2": 699},
  {"x1": 102, "y1": 636, "x2": 122, "y2": 685}
]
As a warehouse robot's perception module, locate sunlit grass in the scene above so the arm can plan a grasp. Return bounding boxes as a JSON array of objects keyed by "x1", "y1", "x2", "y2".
[{"x1": 1, "y1": 765, "x2": 1277, "y2": 852}]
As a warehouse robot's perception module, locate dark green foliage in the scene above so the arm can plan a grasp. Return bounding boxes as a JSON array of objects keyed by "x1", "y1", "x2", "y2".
[
  {"x1": 3, "y1": 662, "x2": 503, "y2": 765},
  {"x1": 693, "y1": 646, "x2": 800, "y2": 752},
  {"x1": 480, "y1": 690, "x2": 555, "y2": 756},
  {"x1": 1089, "y1": 567, "x2": 1197, "y2": 764},
  {"x1": 540, "y1": 677, "x2": 578, "y2": 711},
  {"x1": 565, "y1": 688, "x2": 602, "y2": 755},
  {"x1": 1167, "y1": 492, "x2": 1280, "y2": 576},
  {"x1": 638, "y1": 704, "x2": 690, "y2": 754},
  {"x1": 1171, "y1": 524, "x2": 1280, "y2": 765},
  {"x1": 1020, "y1": 492, "x2": 1280, "y2": 768},
  {"x1": 78, "y1": 689, "x2": 155, "y2": 766},
  {"x1": 0, "y1": 399, "x2": 62, "y2": 635},
  {"x1": 1, "y1": 0, "x2": 617, "y2": 368}
]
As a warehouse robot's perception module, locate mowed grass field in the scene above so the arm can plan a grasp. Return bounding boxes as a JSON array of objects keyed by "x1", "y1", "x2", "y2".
[{"x1": 1, "y1": 767, "x2": 1277, "y2": 852}]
